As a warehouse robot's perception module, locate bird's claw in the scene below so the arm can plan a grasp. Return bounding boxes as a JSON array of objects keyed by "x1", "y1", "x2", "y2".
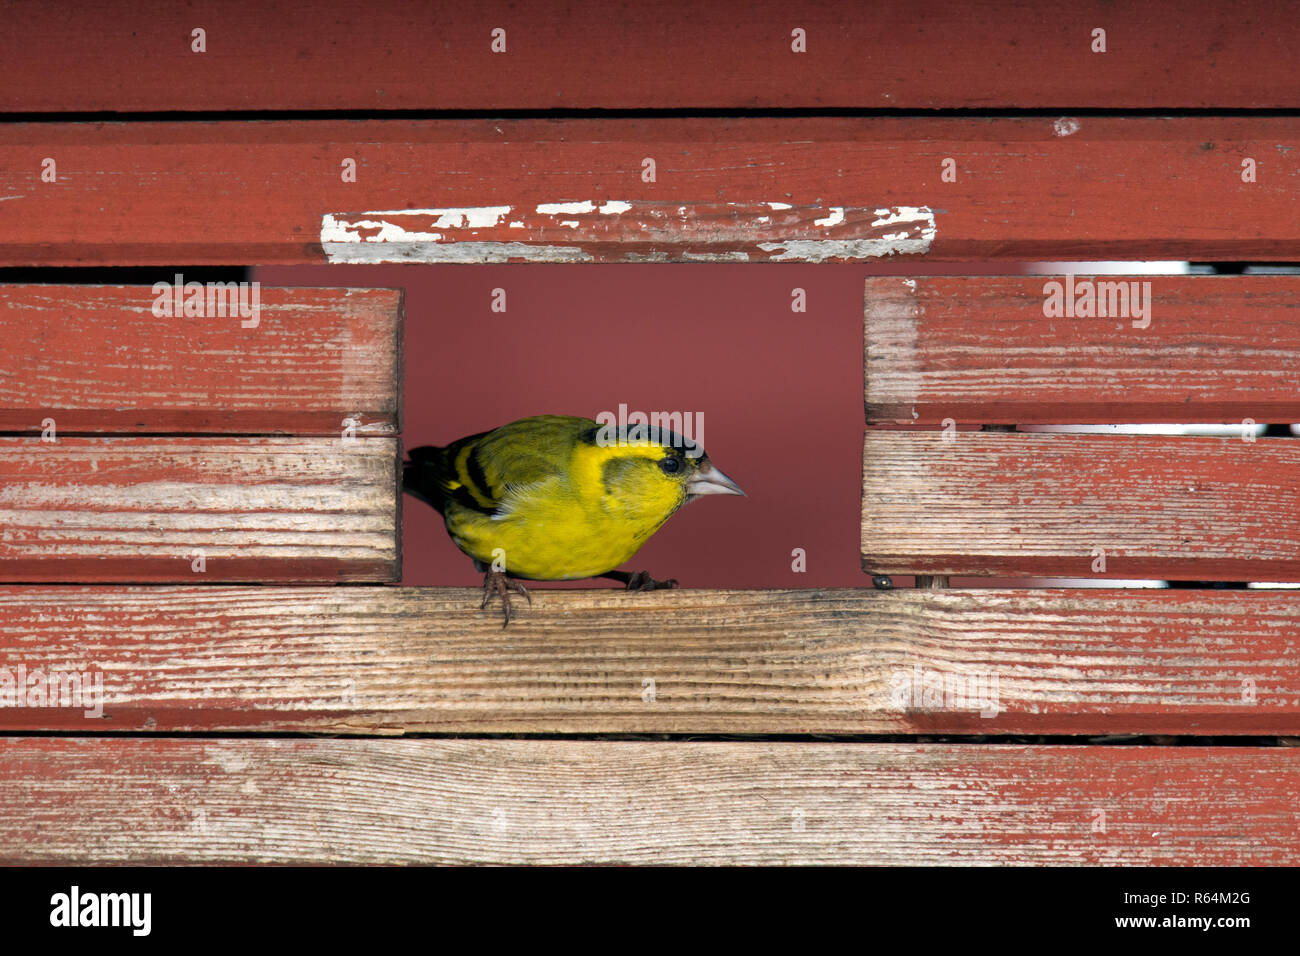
[
  {"x1": 624, "y1": 570, "x2": 678, "y2": 592},
  {"x1": 481, "y1": 570, "x2": 531, "y2": 628}
]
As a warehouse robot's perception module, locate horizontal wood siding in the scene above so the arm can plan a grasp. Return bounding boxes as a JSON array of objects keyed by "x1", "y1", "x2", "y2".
[
  {"x1": 862, "y1": 432, "x2": 1300, "y2": 580},
  {"x1": 0, "y1": 587, "x2": 1295, "y2": 734},
  {"x1": 865, "y1": 276, "x2": 1300, "y2": 425},
  {"x1": 0, "y1": 438, "x2": 399, "y2": 582},
  {"x1": 0, "y1": 739, "x2": 1293, "y2": 864},
  {"x1": 2, "y1": 2, "x2": 1296, "y2": 111},
  {"x1": 4, "y1": 119, "x2": 1300, "y2": 263},
  {"x1": 0, "y1": 285, "x2": 401, "y2": 434}
]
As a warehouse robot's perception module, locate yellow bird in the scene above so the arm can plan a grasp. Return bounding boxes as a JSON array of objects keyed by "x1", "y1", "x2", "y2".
[{"x1": 403, "y1": 415, "x2": 745, "y2": 624}]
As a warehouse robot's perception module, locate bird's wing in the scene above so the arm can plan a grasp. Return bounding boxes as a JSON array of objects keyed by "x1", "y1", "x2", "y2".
[
  {"x1": 470, "y1": 416, "x2": 591, "y2": 510},
  {"x1": 407, "y1": 416, "x2": 591, "y2": 516}
]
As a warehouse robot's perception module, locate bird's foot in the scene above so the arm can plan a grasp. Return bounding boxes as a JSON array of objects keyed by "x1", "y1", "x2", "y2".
[
  {"x1": 598, "y1": 569, "x2": 678, "y2": 591},
  {"x1": 481, "y1": 570, "x2": 531, "y2": 628},
  {"x1": 623, "y1": 570, "x2": 678, "y2": 592}
]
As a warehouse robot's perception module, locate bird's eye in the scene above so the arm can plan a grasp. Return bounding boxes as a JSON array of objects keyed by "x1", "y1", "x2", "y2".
[{"x1": 659, "y1": 457, "x2": 681, "y2": 475}]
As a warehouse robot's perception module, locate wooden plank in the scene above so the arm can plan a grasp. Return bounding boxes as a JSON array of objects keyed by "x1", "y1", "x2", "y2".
[
  {"x1": 0, "y1": 438, "x2": 398, "y2": 582},
  {"x1": 4, "y1": 118, "x2": 1300, "y2": 264},
  {"x1": 1, "y1": 587, "x2": 1296, "y2": 735},
  {"x1": 865, "y1": 276, "x2": 1300, "y2": 425},
  {"x1": 862, "y1": 432, "x2": 1300, "y2": 580},
  {"x1": 2, "y1": 1, "x2": 1298, "y2": 111},
  {"x1": 0, "y1": 285, "x2": 401, "y2": 435},
  {"x1": 0, "y1": 739, "x2": 1294, "y2": 864}
]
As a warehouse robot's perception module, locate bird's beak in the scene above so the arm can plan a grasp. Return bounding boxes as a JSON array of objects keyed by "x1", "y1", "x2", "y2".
[{"x1": 686, "y1": 461, "x2": 746, "y2": 497}]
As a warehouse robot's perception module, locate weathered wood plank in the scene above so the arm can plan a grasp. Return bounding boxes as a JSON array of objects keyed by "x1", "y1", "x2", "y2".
[
  {"x1": 2, "y1": 1, "x2": 1297, "y2": 111},
  {"x1": 0, "y1": 285, "x2": 401, "y2": 434},
  {"x1": 4, "y1": 118, "x2": 1300, "y2": 264},
  {"x1": 865, "y1": 276, "x2": 1300, "y2": 425},
  {"x1": 0, "y1": 739, "x2": 1293, "y2": 864},
  {"x1": 862, "y1": 432, "x2": 1300, "y2": 580},
  {"x1": 1, "y1": 587, "x2": 1296, "y2": 734},
  {"x1": 0, "y1": 438, "x2": 398, "y2": 582}
]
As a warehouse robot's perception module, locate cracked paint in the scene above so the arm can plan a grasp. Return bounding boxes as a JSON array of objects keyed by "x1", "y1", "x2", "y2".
[{"x1": 321, "y1": 201, "x2": 936, "y2": 263}]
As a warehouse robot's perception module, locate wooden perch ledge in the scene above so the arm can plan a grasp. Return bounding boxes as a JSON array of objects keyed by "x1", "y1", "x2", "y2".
[{"x1": 1, "y1": 586, "x2": 1297, "y2": 736}]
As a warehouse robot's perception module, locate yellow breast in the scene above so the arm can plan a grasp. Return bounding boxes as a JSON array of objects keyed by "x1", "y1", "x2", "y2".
[{"x1": 444, "y1": 440, "x2": 685, "y2": 580}]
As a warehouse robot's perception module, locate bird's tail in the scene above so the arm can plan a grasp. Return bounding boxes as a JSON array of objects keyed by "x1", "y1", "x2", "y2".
[{"x1": 402, "y1": 444, "x2": 454, "y2": 514}]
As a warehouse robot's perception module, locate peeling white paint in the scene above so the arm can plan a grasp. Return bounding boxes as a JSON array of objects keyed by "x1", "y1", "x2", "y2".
[
  {"x1": 321, "y1": 201, "x2": 934, "y2": 264},
  {"x1": 321, "y1": 208, "x2": 596, "y2": 262},
  {"x1": 324, "y1": 200, "x2": 635, "y2": 257},
  {"x1": 1053, "y1": 117, "x2": 1081, "y2": 137},
  {"x1": 759, "y1": 206, "x2": 936, "y2": 262},
  {"x1": 320, "y1": 216, "x2": 443, "y2": 245},
  {"x1": 814, "y1": 207, "x2": 846, "y2": 228},
  {"x1": 320, "y1": 207, "x2": 513, "y2": 247},
  {"x1": 322, "y1": 238, "x2": 594, "y2": 264},
  {"x1": 536, "y1": 200, "x2": 631, "y2": 216},
  {"x1": 683, "y1": 251, "x2": 751, "y2": 262},
  {"x1": 536, "y1": 200, "x2": 597, "y2": 215},
  {"x1": 341, "y1": 206, "x2": 512, "y2": 229},
  {"x1": 758, "y1": 238, "x2": 928, "y2": 263},
  {"x1": 871, "y1": 207, "x2": 931, "y2": 229}
]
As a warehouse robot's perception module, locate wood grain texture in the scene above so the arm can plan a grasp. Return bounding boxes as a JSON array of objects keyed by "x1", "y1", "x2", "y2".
[
  {"x1": 2, "y1": 1, "x2": 1297, "y2": 111},
  {"x1": 5, "y1": 118, "x2": 1300, "y2": 264},
  {"x1": 865, "y1": 276, "x2": 1300, "y2": 424},
  {"x1": 0, "y1": 285, "x2": 401, "y2": 434},
  {"x1": 862, "y1": 432, "x2": 1300, "y2": 580},
  {"x1": 1, "y1": 587, "x2": 1296, "y2": 735},
  {"x1": 0, "y1": 438, "x2": 398, "y2": 582},
  {"x1": 0, "y1": 738, "x2": 1294, "y2": 864}
]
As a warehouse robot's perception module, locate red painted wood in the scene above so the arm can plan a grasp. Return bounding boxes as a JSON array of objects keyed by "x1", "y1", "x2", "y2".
[
  {"x1": 0, "y1": 587, "x2": 1296, "y2": 735},
  {"x1": 2, "y1": 1, "x2": 1297, "y2": 111},
  {"x1": 865, "y1": 276, "x2": 1300, "y2": 424},
  {"x1": 0, "y1": 739, "x2": 1294, "y2": 864},
  {"x1": 4, "y1": 118, "x2": 1300, "y2": 264},
  {"x1": 862, "y1": 432, "x2": 1300, "y2": 580},
  {"x1": 0, "y1": 438, "x2": 398, "y2": 582},
  {"x1": 0, "y1": 285, "x2": 401, "y2": 434}
]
